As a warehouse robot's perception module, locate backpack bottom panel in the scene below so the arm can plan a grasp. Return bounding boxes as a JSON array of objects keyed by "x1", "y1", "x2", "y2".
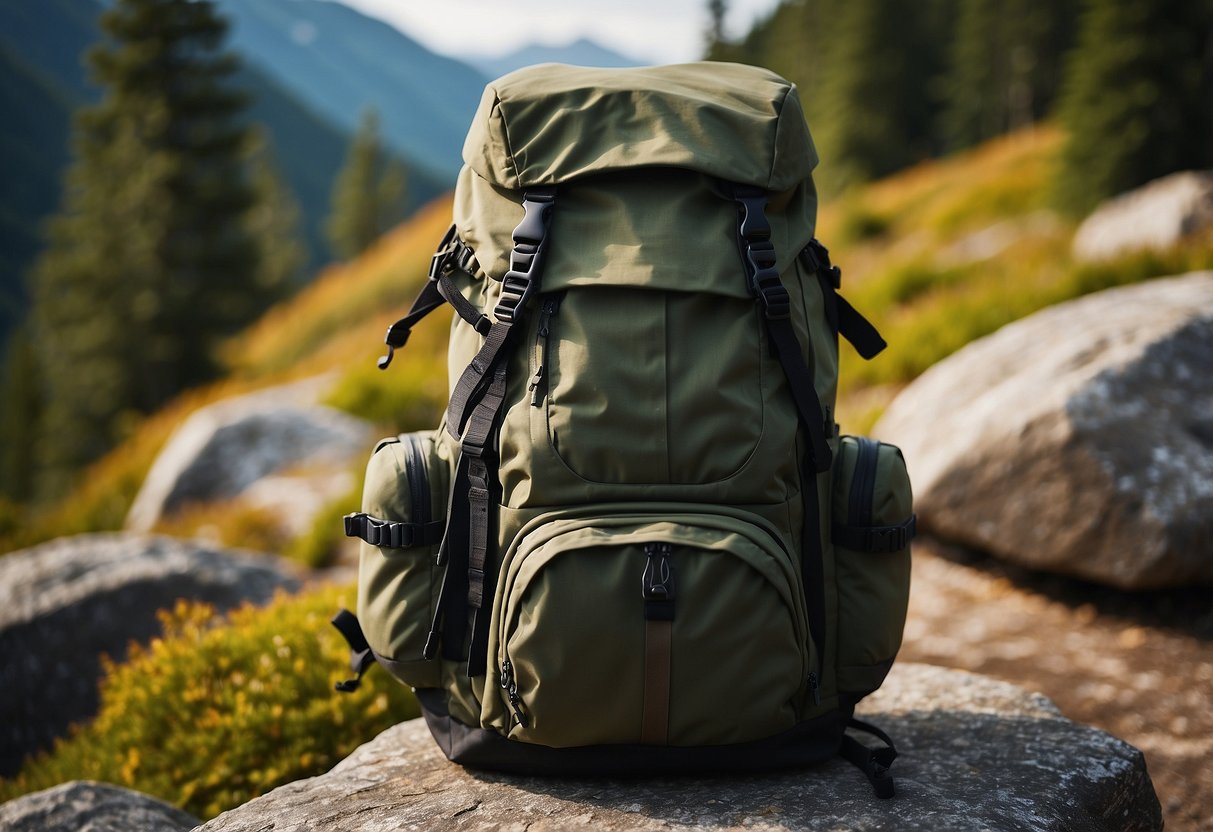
[{"x1": 415, "y1": 688, "x2": 849, "y2": 776}]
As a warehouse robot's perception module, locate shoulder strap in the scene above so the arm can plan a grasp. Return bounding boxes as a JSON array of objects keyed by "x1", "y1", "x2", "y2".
[{"x1": 731, "y1": 185, "x2": 831, "y2": 699}]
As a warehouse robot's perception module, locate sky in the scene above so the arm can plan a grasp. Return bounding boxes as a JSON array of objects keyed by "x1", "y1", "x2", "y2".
[{"x1": 333, "y1": 0, "x2": 784, "y2": 66}]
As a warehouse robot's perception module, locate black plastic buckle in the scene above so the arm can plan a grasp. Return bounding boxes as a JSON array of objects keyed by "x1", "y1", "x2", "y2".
[
  {"x1": 493, "y1": 190, "x2": 555, "y2": 325},
  {"x1": 428, "y1": 225, "x2": 460, "y2": 281}
]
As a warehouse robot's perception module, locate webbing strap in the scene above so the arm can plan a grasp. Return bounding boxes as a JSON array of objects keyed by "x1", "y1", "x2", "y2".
[
  {"x1": 832, "y1": 514, "x2": 917, "y2": 553},
  {"x1": 378, "y1": 225, "x2": 480, "y2": 369},
  {"x1": 732, "y1": 185, "x2": 831, "y2": 685},
  {"x1": 800, "y1": 240, "x2": 887, "y2": 360},
  {"x1": 445, "y1": 188, "x2": 556, "y2": 439},
  {"x1": 343, "y1": 512, "x2": 444, "y2": 549},
  {"x1": 733, "y1": 189, "x2": 832, "y2": 473},
  {"x1": 437, "y1": 272, "x2": 492, "y2": 336},
  {"x1": 641, "y1": 619, "x2": 673, "y2": 744},
  {"x1": 840, "y1": 718, "x2": 898, "y2": 798},
  {"x1": 462, "y1": 365, "x2": 509, "y2": 677},
  {"x1": 331, "y1": 609, "x2": 376, "y2": 693}
]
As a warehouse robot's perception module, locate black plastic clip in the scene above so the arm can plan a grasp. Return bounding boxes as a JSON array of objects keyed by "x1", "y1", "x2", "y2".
[
  {"x1": 494, "y1": 189, "x2": 556, "y2": 325},
  {"x1": 735, "y1": 192, "x2": 791, "y2": 320}
]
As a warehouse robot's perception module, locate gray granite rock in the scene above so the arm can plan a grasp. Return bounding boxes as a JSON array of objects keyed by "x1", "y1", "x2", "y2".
[
  {"x1": 195, "y1": 663, "x2": 1161, "y2": 832},
  {"x1": 875, "y1": 273, "x2": 1213, "y2": 590},
  {"x1": 125, "y1": 378, "x2": 370, "y2": 531},
  {"x1": 0, "y1": 780, "x2": 198, "y2": 832},
  {"x1": 1072, "y1": 170, "x2": 1213, "y2": 261},
  {"x1": 0, "y1": 533, "x2": 303, "y2": 776}
]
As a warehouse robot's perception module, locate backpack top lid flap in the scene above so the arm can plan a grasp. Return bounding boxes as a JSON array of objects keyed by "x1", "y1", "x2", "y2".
[{"x1": 462, "y1": 62, "x2": 818, "y2": 191}]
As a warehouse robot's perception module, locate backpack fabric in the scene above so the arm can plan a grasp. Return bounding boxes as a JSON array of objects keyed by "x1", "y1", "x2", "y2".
[{"x1": 333, "y1": 62, "x2": 915, "y2": 797}]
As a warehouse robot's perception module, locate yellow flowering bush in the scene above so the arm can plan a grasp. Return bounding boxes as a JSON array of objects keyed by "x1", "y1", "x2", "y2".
[{"x1": 0, "y1": 585, "x2": 417, "y2": 820}]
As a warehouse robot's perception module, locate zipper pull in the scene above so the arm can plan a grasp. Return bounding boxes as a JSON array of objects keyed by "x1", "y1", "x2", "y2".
[
  {"x1": 808, "y1": 670, "x2": 821, "y2": 706},
  {"x1": 530, "y1": 295, "x2": 562, "y2": 409},
  {"x1": 499, "y1": 659, "x2": 529, "y2": 728},
  {"x1": 537, "y1": 294, "x2": 561, "y2": 335},
  {"x1": 528, "y1": 365, "x2": 545, "y2": 406}
]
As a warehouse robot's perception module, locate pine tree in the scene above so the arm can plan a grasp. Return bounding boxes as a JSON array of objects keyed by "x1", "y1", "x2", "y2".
[
  {"x1": 0, "y1": 327, "x2": 42, "y2": 501},
  {"x1": 29, "y1": 0, "x2": 271, "y2": 497},
  {"x1": 941, "y1": 0, "x2": 1077, "y2": 152},
  {"x1": 326, "y1": 109, "x2": 409, "y2": 261},
  {"x1": 246, "y1": 129, "x2": 306, "y2": 295},
  {"x1": 813, "y1": 0, "x2": 939, "y2": 193},
  {"x1": 1055, "y1": 0, "x2": 1213, "y2": 216}
]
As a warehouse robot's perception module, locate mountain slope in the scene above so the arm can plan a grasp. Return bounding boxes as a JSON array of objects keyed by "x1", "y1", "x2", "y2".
[
  {"x1": 212, "y1": 0, "x2": 487, "y2": 179},
  {"x1": 15, "y1": 125, "x2": 1213, "y2": 556}
]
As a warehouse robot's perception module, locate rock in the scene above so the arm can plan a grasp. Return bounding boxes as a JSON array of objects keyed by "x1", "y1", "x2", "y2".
[
  {"x1": 0, "y1": 780, "x2": 199, "y2": 832},
  {"x1": 125, "y1": 377, "x2": 371, "y2": 532},
  {"x1": 940, "y1": 210, "x2": 1061, "y2": 266},
  {"x1": 0, "y1": 533, "x2": 303, "y2": 776},
  {"x1": 875, "y1": 273, "x2": 1213, "y2": 590},
  {"x1": 194, "y1": 663, "x2": 1161, "y2": 831},
  {"x1": 1073, "y1": 171, "x2": 1213, "y2": 262}
]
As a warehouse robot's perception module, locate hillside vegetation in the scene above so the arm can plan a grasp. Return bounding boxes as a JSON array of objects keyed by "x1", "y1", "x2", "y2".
[{"x1": 4, "y1": 126, "x2": 1211, "y2": 555}]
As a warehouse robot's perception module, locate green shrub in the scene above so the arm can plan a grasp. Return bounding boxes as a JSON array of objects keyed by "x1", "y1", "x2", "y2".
[
  {"x1": 286, "y1": 481, "x2": 363, "y2": 569},
  {"x1": 325, "y1": 354, "x2": 446, "y2": 433},
  {"x1": 0, "y1": 586, "x2": 417, "y2": 820}
]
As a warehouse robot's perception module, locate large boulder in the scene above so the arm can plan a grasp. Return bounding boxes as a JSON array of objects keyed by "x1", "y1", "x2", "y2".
[
  {"x1": 0, "y1": 534, "x2": 303, "y2": 775},
  {"x1": 1072, "y1": 171, "x2": 1213, "y2": 262},
  {"x1": 875, "y1": 273, "x2": 1213, "y2": 590},
  {"x1": 0, "y1": 780, "x2": 199, "y2": 832},
  {"x1": 125, "y1": 377, "x2": 372, "y2": 533},
  {"x1": 194, "y1": 663, "x2": 1161, "y2": 831}
]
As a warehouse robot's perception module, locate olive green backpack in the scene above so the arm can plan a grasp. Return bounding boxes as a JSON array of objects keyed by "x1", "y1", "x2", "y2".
[{"x1": 332, "y1": 62, "x2": 915, "y2": 797}]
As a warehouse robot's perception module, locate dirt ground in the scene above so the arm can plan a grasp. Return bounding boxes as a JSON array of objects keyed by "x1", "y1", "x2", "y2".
[{"x1": 902, "y1": 539, "x2": 1213, "y2": 832}]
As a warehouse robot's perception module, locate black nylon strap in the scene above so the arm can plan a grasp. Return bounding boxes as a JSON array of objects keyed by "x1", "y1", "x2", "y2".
[
  {"x1": 437, "y1": 272, "x2": 492, "y2": 336},
  {"x1": 800, "y1": 239, "x2": 887, "y2": 360},
  {"x1": 832, "y1": 514, "x2": 917, "y2": 553},
  {"x1": 731, "y1": 184, "x2": 831, "y2": 688},
  {"x1": 462, "y1": 364, "x2": 509, "y2": 677},
  {"x1": 840, "y1": 718, "x2": 898, "y2": 799},
  {"x1": 331, "y1": 609, "x2": 376, "y2": 693},
  {"x1": 343, "y1": 512, "x2": 445, "y2": 549},
  {"x1": 378, "y1": 225, "x2": 481, "y2": 369},
  {"x1": 445, "y1": 188, "x2": 556, "y2": 439},
  {"x1": 836, "y1": 294, "x2": 887, "y2": 359},
  {"x1": 733, "y1": 189, "x2": 832, "y2": 473}
]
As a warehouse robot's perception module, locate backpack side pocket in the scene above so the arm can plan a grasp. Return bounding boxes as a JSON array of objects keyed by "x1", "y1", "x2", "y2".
[
  {"x1": 832, "y1": 436, "x2": 915, "y2": 700},
  {"x1": 352, "y1": 431, "x2": 448, "y2": 689}
]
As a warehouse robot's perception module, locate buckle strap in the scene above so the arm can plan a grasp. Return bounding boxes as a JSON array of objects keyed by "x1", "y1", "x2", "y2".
[
  {"x1": 840, "y1": 718, "x2": 898, "y2": 799},
  {"x1": 445, "y1": 188, "x2": 557, "y2": 440},
  {"x1": 832, "y1": 514, "x2": 917, "y2": 553},
  {"x1": 800, "y1": 239, "x2": 887, "y2": 360},
  {"x1": 732, "y1": 187, "x2": 832, "y2": 472},
  {"x1": 343, "y1": 512, "x2": 444, "y2": 549},
  {"x1": 331, "y1": 609, "x2": 376, "y2": 693}
]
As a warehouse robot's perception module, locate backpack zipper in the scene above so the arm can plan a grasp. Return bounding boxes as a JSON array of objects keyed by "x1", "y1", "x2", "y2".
[
  {"x1": 849, "y1": 437, "x2": 880, "y2": 528},
  {"x1": 403, "y1": 433, "x2": 431, "y2": 524},
  {"x1": 528, "y1": 292, "x2": 564, "y2": 407},
  {"x1": 499, "y1": 658, "x2": 530, "y2": 728}
]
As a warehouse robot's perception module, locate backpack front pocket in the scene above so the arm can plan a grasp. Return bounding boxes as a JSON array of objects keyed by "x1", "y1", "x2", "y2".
[
  {"x1": 486, "y1": 514, "x2": 810, "y2": 747},
  {"x1": 353, "y1": 431, "x2": 448, "y2": 689},
  {"x1": 831, "y1": 436, "x2": 915, "y2": 700}
]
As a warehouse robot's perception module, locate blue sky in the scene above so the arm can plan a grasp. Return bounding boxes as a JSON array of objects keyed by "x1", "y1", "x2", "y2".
[{"x1": 333, "y1": 0, "x2": 784, "y2": 65}]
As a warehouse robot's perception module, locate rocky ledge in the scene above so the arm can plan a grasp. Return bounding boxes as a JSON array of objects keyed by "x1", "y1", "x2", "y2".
[{"x1": 195, "y1": 663, "x2": 1162, "y2": 831}]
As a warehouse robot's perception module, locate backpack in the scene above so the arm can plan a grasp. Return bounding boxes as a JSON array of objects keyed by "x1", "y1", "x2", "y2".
[{"x1": 331, "y1": 62, "x2": 916, "y2": 798}]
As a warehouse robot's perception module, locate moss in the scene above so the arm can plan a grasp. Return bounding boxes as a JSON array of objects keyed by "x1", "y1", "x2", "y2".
[{"x1": 0, "y1": 586, "x2": 417, "y2": 820}]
